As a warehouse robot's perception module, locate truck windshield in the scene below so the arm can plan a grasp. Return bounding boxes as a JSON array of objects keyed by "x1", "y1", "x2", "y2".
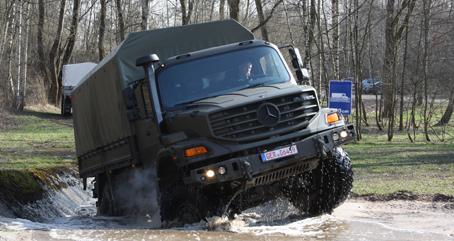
[{"x1": 158, "y1": 46, "x2": 291, "y2": 109}]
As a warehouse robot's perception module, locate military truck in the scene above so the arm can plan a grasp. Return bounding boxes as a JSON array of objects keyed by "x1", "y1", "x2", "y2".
[
  {"x1": 72, "y1": 20, "x2": 356, "y2": 224},
  {"x1": 60, "y1": 62, "x2": 97, "y2": 116}
]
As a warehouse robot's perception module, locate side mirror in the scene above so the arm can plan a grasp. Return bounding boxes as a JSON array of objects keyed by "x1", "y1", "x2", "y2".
[
  {"x1": 288, "y1": 48, "x2": 304, "y2": 69},
  {"x1": 301, "y1": 68, "x2": 310, "y2": 80},
  {"x1": 122, "y1": 86, "x2": 137, "y2": 109},
  {"x1": 122, "y1": 84, "x2": 141, "y2": 122},
  {"x1": 296, "y1": 69, "x2": 310, "y2": 82}
]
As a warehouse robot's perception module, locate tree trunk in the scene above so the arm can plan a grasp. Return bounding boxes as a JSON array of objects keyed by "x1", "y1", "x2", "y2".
[
  {"x1": 436, "y1": 84, "x2": 454, "y2": 126},
  {"x1": 116, "y1": 0, "x2": 125, "y2": 41},
  {"x1": 180, "y1": 0, "x2": 193, "y2": 25},
  {"x1": 15, "y1": 0, "x2": 22, "y2": 109},
  {"x1": 227, "y1": 0, "x2": 239, "y2": 21},
  {"x1": 219, "y1": 0, "x2": 226, "y2": 20},
  {"x1": 141, "y1": 0, "x2": 150, "y2": 30},
  {"x1": 49, "y1": 0, "x2": 67, "y2": 106},
  {"x1": 331, "y1": 0, "x2": 339, "y2": 81},
  {"x1": 399, "y1": 27, "x2": 409, "y2": 131},
  {"x1": 2, "y1": 1, "x2": 16, "y2": 106},
  {"x1": 0, "y1": 1, "x2": 15, "y2": 68},
  {"x1": 306, "y1": 0, "x2": 316, "y2": 84},
  {"x1": 62, "y1": 0, "x2": 80, "y2": 66},
  {"x1": 254, "y1": 0, "x2": 268, "y2": 41},
  {"x1": 37, "y1": 0, "x2": 50, "y2": 103},
  {"x1": 422, "y1": 0, "x2": 431, "y2": 142},
  {"x1": 99, "y1": 0, "x2": 107, "y2": 61},
  {"x1": 250, "y1": 1, "x2": 282, "y2": 33},
  {"x1": 19, "y1": 1, "x2": 30, "y2": 111},
  {"x1": 382, "y1": 0, "x2": 416, "y2": 140},
  {"x1": 382, "y1": 0, "x2": 417, "y2": 119}
]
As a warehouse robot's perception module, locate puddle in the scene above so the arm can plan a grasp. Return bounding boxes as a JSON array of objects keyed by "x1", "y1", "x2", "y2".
[
  {"x1": 1, "y1": 211, "x2": 452, "y2": 241},
  {"x1": 0, "y1": 167, "x2": 452, "y2": 241}
]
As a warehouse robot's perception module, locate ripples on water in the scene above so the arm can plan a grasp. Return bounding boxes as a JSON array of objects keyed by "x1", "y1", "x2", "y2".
[{"x1": 1, "y1": 199, "x2": 453, "y2": 241}]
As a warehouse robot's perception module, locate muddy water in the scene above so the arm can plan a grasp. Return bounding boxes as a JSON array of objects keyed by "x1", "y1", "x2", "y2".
[
  {"x1": 1, "y1": 201, "x2": 453, "y2": 241},
  {"x1": 0, "y1": 172, "x2": 452, "y2": 241}
]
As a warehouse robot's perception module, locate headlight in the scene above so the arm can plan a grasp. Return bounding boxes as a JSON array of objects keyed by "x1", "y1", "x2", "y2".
[
  {"x1": 206, "y1": 170, "x2": 215, "y2": 178},
  {"x1": 218, "y1": 166, "x2": 227, "y2": 175},
  {"x1": 340, "y1": 130, "x2": 349, "y2": 138}
]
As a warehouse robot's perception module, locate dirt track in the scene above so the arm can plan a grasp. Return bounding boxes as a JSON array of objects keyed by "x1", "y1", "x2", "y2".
[{"x1": 334, "y1": 198, "x2": 454, "y2": 237}]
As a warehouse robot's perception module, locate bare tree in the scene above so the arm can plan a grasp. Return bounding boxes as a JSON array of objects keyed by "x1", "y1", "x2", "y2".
[
  {"x1": 383, "y1": 0, "x2": 416, "y2": 119},
  {"x1": 332, "y1": 0, "x2": 339, "y2": 81},
  {"x1": 306, "y1": 0, "x2": 316, "y2": 78},
  {"x1": 19, "y1": 0, "x2": 30, "y2": 111},
  {"x1": 62, "y1": 0, "x2": 81, "y2": 66},
  {"x1": 14, "y1": 0, "x2": 22, "y2": 109},
  {"x1": 399, "y1": 26, "x2": 409, "y2": 131},
  {"x1": 382, "y1": 0, "x2": 416, "y2": 141},
  {"x1": 37, "y1": 0, "x2": 50, "y2": 103},
  {"x1": 2, "y1": 1, "x2": 16, "y2": 106},
  {"x1": 48, "y1": 0, "x2": 67, "y2": 105},
  {"x1": 180, "y1": 0, "x2": 193, "y2": 25},
  {"x1": 228, "y1": 0, "x2": 239, "y2": 21},
  {"x1": 219, "y1": 0, "x2": 226, "y2": 20},
  {"x1": 0, "y1": 2, "x2": 16, "y2": 103},
  {"x1": 116, "y1": 0, "x2": 125, "y2": 41},
  {"x1": 250, "y1": 0, "x2": 283, "y2": 33},
  {"x1": 99, "y1": 0, "x2": 107, "y2": 61},
  {"x1": 142, "y1": 0, "x2": 150, "y2": 30},
  {"x1": 422, "y1": 0, "x2": 432, "y2": 142},
  {"x1": 282, "y1": 1, "x2": 295, "y2": 45},
  {"x1": 436, "y1": 82, "x2": 454, "y2": 126},
  {"x1": 254, "y1": 0, "x2": 268, "y2": 40}
]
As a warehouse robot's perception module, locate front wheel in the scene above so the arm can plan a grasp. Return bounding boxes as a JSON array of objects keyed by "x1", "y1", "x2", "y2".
[
  {"x1": 160, "y1": 183, "x2": 213, "y2": 224},
  {"x1": 289, "y1": 147, "x2": 353, "y2": 216}
]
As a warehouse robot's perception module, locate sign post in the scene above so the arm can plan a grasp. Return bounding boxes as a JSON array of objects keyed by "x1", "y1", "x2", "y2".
[{"x1": 329, "y1": 81, "x2": 352, "y2": 115}]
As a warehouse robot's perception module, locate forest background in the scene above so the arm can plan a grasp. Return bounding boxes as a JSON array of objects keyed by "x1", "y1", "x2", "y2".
[{"x1": 1, "y1": 0, "x2": 454, "y2": 142}]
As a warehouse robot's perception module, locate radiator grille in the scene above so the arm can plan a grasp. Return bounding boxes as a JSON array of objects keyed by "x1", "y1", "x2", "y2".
[
  {"x1": 253, "y1": 162, "x2": 312, "y2": 186},
  {"x1": 209, "y1": 91, "x2": 319, "y2": 142}
]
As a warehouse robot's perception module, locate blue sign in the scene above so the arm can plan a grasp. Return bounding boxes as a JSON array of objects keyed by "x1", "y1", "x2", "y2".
[{"x1": 329, "y1": 81, "x2": 352, "y2": 115}]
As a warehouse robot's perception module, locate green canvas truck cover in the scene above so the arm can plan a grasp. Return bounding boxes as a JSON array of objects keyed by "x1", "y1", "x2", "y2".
[{"x1": 72, "y1": 20, "x2": 254, "y2": 157}]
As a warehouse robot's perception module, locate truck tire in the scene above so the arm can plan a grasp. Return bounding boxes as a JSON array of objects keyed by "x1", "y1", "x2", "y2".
[
  {"x1": 289, "y1": 147, "x2": 353, "y2": 216},
  {"x1": 160, "y1": 182, "x2": 211, "y2": 224},
  {"x1": 98, "y1": 182, "x2": 116, "y2": 216}
]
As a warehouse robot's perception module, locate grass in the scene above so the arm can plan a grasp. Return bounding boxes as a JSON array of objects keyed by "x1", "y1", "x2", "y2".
[
  {"x1": 0, "y1": 105, "x2": 76, "y2": 170},
  {"x1": 344, "y1": 134, "x2": 454, "y2": 195},
  {"x1": 344, "y1": 103, "x2": 454, "y2": 196}
]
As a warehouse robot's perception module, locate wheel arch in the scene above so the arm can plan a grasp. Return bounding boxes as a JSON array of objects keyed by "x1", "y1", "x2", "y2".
[{"x1": 156, "y1": 155, "x2": 179, "y2": 190}]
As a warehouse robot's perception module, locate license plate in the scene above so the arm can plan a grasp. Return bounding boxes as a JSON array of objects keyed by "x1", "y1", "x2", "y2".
[{"x1": 261, "y1": 145, "x2": 298, "y2": 162}]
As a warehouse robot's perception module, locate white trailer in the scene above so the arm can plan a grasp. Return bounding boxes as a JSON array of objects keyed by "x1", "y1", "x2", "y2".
[{"x1": 60, "y1": 62, "x2": 97, "y2": 116}]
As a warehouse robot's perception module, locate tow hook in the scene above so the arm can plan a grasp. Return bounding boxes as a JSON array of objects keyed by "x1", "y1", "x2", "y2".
[
  {"x1": 315, "y1": 137, "x2": 327, "y2": 158},
  {"x1": 241, "y1": 158, "x2": 253, "y2": 180}
]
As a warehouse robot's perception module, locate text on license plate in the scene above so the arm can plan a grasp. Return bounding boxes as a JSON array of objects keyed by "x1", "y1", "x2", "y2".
[{"x1": 261, "y1": 146, "x2": 298, "y2": 162}]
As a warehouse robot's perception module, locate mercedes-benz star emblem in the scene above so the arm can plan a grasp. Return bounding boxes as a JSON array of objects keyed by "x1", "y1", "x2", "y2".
[{"x1": 257, "y1": 103, "x2": 280, "y2": 127}]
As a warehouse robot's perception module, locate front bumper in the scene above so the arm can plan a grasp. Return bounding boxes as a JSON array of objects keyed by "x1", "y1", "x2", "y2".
[{"x1": 184, "y1": 123, "x2": 356, "y2": 187}]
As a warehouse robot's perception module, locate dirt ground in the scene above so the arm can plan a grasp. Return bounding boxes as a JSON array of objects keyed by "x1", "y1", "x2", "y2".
[{"x1": 334, "y1": 198, "x2": 454, "y2": 237}]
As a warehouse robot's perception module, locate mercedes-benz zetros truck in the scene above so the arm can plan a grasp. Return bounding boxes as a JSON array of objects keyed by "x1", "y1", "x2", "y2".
[{"x1": 72, "y1": 20, "x2": 356, "y2": 224}]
